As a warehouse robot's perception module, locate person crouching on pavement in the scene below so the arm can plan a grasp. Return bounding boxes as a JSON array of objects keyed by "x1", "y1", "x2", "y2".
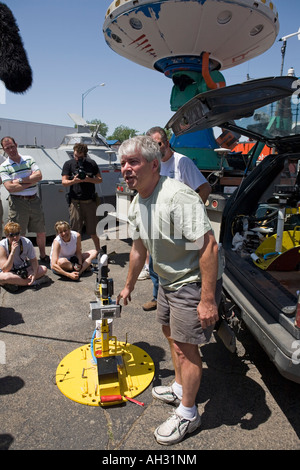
[
  {"x1": 50, "y1": 221, "x2": 97, "y2": 281},
  {"x1": 0, "y1": 222, "x2": 48, "y2": 292}
]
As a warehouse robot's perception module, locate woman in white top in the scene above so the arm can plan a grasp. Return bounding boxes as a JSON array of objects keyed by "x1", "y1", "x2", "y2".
[{"x1": 50, "y1": 221, "x2": 97, "y2": 281}]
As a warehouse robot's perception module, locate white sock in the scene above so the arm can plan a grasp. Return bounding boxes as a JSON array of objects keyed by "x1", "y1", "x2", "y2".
[
  {"x1": 171, "y1": 381, "x2": 183, "y2": 399},
  {"x1": 177, "y1": 403, "x2": 197, "y2": 420}
]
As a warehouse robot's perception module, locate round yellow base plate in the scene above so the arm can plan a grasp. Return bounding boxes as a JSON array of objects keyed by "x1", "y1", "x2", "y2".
[{"x1": 56, "y1": 341, "x2": 155, "y2": 406}]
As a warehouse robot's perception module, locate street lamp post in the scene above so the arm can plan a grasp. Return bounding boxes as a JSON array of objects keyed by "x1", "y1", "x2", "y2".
[{"x1": 81, "y1": 82, "x2": 105, "y2": 118}]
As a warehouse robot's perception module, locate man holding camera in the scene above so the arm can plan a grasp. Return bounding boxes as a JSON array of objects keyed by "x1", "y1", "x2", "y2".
[
  {"x1": 62, "y1": 143, "x2": 102, "y2": 252},
  {"x1": 0, "y1": 222, "x2": 48, "y2": 292}
]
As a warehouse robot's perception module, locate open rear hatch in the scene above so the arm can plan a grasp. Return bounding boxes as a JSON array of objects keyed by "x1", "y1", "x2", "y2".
[
  {"x1": 166, "y1": 76, "x2": 300, "y2": 382},
  {"x1": 166, "y1": 76, "x2": 300, "y2": 144}
]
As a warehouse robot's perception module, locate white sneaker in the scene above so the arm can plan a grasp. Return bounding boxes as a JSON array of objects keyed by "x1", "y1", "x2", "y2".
[
  {"x1": 152, "y1": 385, "x2": 181, "y2": 405},
  {"x1": 154, "y1": 409, "x2": 201, "y2": 445},
  {"x1": 137, "y1": 267, "x2": 150, "y2": 280}
]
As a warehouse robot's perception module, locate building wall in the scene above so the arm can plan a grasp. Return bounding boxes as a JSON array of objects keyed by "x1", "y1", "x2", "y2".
[{"x1": 0, "y1": 118, "x2": 74, "y2": 148}]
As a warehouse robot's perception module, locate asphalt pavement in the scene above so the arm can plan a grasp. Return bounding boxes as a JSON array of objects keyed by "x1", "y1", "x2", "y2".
[{"x1": 1, "y1": 225, "x2": 300, "y2": 453}]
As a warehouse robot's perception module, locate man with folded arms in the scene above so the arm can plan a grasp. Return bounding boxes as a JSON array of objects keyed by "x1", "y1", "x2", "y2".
[{"x1": 0, "y1": 136, "x2": 49, "y2": 263}]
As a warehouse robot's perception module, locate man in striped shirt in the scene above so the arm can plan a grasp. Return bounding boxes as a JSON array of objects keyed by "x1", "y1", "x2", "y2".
[{"x1": 0, "y1": 136, "x2": 49, "y2": 263}]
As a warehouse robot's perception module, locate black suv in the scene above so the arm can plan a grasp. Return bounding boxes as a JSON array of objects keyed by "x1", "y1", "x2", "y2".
[{"x1": 167, "y1": 76, "x2": 300, "y2": 383}]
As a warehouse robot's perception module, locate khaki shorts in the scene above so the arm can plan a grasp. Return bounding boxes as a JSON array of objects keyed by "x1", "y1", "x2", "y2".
[
  {"x1": 9, "y1": 195, "x2": 45, "y2": 234},
  {"x1": 69, "y1": 199, "x2": 97, "y2": 235},
  {"x1": 156, "y1": 278, "x2": 222, "y2": 345}
]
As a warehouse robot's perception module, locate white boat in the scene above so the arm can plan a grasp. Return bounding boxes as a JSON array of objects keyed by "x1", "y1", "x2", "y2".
[{"x1": 0, "y1": 114, "x2": 121, "y2": 236}]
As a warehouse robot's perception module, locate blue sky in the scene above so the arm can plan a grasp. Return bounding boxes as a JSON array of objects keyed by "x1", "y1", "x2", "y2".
[{"x1": 1, "y1": 0, "x2": 300, "y2": 135}]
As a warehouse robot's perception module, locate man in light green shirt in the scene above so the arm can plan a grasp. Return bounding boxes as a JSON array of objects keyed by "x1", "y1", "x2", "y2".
[
  {"x1": 117, "y1": 135, "x2": 220, "y2": 446},
  {"x1": 128, "y1": 176, "x2": 214, "y2": 290}
]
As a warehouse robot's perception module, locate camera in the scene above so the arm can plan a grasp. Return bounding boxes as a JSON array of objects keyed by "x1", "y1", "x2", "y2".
[
  {"x1": 13, "y1": 261, "x2": 29, "y2": 279},
  {"x1": 77, "y1": 162, "x2": 86, "y2": 180},
  {"x1": 15, "y1": 267, "x2": 28, "y2": 279},
  {"x1": 77, "y1": 167, "x2": 86, "y2": 180}
]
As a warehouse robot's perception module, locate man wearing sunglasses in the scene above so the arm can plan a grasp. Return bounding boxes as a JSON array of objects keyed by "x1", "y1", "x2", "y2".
[
  {"x1": 0, "y1": 136, "x2": 49, "y2": 264},
  {"x1": 0, "y1": 222, "x2": 48, "y2": 292}
]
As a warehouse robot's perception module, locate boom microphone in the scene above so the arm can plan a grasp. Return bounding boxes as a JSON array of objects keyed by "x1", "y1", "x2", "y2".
[{"x1": 0, "y1": 2, "x2": 33, "y2": 93}]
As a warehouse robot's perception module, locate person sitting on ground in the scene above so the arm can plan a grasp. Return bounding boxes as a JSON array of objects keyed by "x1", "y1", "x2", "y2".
[
  {"x1": 50, "y1": 220, "x2": 97, "y2": 281},
  {"x1": 0, "y1": 222, "x2": 48, "y2": 291}
]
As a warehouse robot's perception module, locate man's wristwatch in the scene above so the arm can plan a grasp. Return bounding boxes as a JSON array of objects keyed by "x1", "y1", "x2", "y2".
[{"x1": 18, "y1": 178, "x2": 23, "y2": 184}]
